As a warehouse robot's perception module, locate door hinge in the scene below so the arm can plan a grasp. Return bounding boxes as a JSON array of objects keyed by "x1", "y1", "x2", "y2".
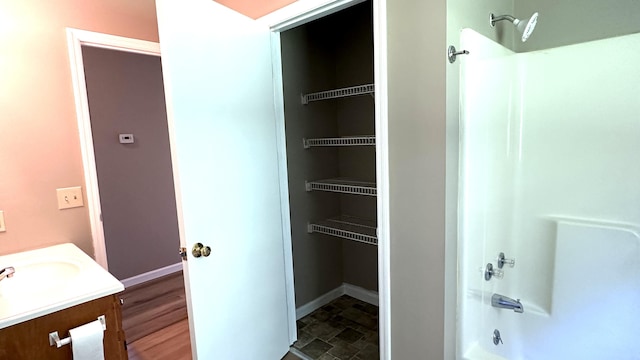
[{"x1": 179, "y1": 247, "x2": 188, "y2": 261}]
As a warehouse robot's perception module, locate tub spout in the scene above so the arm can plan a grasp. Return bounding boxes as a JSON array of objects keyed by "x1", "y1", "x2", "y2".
[
  {"x1": 0, "y1": 266, "x2": 15, "y2": 282},
  {"x1": 491, "y1": 293, "x2": 524, "y2": 313}
]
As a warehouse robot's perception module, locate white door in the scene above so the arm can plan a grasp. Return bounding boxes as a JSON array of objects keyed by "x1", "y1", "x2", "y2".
[{"x1": 156, "y1": 0, "x2": 291, "y2": 358}]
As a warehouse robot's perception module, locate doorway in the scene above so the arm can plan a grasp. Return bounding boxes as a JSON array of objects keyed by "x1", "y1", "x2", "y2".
[
  {"x1": 67, "y1": 28, "x2": 191, "y2": 358},
  {"x1": 81, "y1": 45, "x2": 178, "y2": 282},
  {"x1": 276, "y1": 2, "x2": 382, "y2": 358},
  {"x1": 67, "y1": 29, "x2": 182, "y2": 284}
]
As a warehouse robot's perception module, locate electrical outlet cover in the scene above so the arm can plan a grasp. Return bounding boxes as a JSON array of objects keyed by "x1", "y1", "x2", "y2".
[
  {"x1": 56, "y1": 186, "x2": 84, "y2": 210},
  {"x1": 0, "y1": 211, "x2": 5, "y2": 232}
]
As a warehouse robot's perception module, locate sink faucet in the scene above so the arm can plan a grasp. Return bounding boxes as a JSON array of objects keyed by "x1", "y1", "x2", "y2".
[
  {"x1": 491, "y1": 293, "x2": 524, "y2": 313},
  {"x1": 0, "y1": 267, "x2": 15, "y2": 282}
]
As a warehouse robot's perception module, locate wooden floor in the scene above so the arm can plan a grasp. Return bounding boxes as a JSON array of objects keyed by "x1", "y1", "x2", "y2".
[
  {"x1": 121, "y1": 271, "x2": 302, "y2": 360},
  {"x1": 120, "y1": 272, "x2": 192, "y2": 360},
  {"x1": 128, "y1": 318, "x2": 191, "y2": 360}
]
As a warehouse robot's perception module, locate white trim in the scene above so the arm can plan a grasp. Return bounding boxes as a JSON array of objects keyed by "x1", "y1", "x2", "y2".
[
  {"x1": 372, "y1": 0, "x2": 391, "y2": 358},
  {"x1": 344, "y1": 283, "x2": 379, "y2": 306},
  {"x1": 288, "y1": 348, "x2": 313, "y2": 360},
  {"x1": 155, "y1": 0, "x2": 194, "y2": 350},
  {"x1": 295, "y1": 283, "x2": 379, "y2": 320},
  {"x1": 66, "y1": 28, "x2": 160, "y2": 270},
  {"x1": 296, "y1": 285, "x2": 345, "y2": 320},
  {"x1": 120, "y1": 262, "x2": 183, "y2": 288},
  {"x1": 67, "y1": 29, "x2": 160, "y2": 55},
  {"x1": 258, "y1": 0, "x2": 366, "y2": 31},
  {"x1": 270, "y1": 31, "x2": 298, "y2": 345}
]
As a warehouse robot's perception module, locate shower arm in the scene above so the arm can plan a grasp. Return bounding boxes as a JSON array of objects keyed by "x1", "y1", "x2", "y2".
[{"x1": 490, "y1": 14, "x2": 516, "y2": 26}]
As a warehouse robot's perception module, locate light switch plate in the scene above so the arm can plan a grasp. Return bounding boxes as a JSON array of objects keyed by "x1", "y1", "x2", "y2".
[
  {"x1": 0, "y1": 211, "x2": 5, "y2": 232},
  {"x1": 56, "y1": 186, "x2": 84, "y2": 210}
]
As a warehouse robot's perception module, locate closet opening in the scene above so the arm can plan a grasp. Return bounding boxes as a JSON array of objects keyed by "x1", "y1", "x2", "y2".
[{"x1": 278, "y1": 1, "x2": 380, "y2": 357}]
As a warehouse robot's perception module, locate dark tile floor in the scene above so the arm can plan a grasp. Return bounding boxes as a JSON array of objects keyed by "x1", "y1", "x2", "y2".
[{"x1": 293, "y1": 295, "x2": 379, "y2": 360}]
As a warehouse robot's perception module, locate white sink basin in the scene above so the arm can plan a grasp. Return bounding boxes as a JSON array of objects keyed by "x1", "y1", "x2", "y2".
[
  {"x1": 0, "y1": 243, "x2": 124, "y2": 329},
  {"x1": 0, "y1": 261, "x2": 81, "y2": 298}
]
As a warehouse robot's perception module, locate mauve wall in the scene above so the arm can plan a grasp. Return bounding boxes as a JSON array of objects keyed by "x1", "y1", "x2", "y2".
[
  {"x1": 0, "y1": 1, "x2": 159, "y2": 256},
  {"x1": 82, "y1": 46, "x2": 179, "y2": 280}
]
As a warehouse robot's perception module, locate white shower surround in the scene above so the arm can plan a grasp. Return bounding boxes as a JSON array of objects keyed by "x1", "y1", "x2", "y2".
[{"x1": 458, "y1": 29, "x2": 640, "y2": 359}]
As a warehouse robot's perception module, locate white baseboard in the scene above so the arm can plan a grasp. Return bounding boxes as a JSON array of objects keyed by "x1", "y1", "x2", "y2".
[
  {"x1": 288, "y1": 347, "x2": 313, "y2": 360},
  {"x1": 295, "y1": 283, "x2": 379, "y2": 320},
  {"x1": 343, "y1": 283, "x2": 379, "y2": 306},
  {"x1": 296, "y1": 285, "x2": 344, "y2": 320},
  {"x1": 121, "y1": 262, "x2": 183, "y2": 288}
]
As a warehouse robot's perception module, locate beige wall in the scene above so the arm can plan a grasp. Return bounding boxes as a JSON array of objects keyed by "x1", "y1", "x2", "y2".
[
  {"x1": 447, "y1": 0, "x2": 515, "y2": 49},
  {"x1": 445, "y1": 0, "x2": 640, "y2": 54},
  {"x1": 0, "y1": 1, "x2": 159, "y2": 256},
  {"x1": 516, "y1": 0, "x2": 640, "y2": 52},
  {"x1": 386, "y1": 0, "x2": 448, "y2": 357}
]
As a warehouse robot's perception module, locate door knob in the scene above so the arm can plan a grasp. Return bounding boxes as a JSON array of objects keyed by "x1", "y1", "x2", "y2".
[{"x1": 192, "y1": 242, "x2": 211, "y2": 258}]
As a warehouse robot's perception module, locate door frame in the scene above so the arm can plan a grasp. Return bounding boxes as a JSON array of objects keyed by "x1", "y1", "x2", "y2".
[
  {"x1": 66, "y1": 29, "x2": 162, "y2": 271},
  {"x1": 261, "y1": 0, "x2": 390, "y2": 358}
]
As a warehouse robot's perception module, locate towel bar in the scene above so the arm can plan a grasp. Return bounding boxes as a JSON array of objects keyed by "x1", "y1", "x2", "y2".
[{"x1": 48, "y1": 315, "x2": 106, "y2": 348}]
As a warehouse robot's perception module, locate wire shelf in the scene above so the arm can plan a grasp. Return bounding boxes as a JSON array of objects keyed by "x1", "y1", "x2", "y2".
[
  {"x1": 308, "y1": 216, "x2": 377, "y2": 245},
  {"x1": 305, "y1": 178, "x2": 377, "y2": 196},
  {"x1": 303, "y1": 135, "x2": 375, "y2": 148},
  {"x1": 301, "y1": 84, "x2": 375, "y2": 104}
]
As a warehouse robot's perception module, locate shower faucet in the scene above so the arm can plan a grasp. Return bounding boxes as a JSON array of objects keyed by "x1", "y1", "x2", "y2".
[
  {"x1": 491, "y1": 293, "x2": 524, "y2": 313},
  {"x1": 0, "y1": 266, "x2": 15, "y2": 282}
]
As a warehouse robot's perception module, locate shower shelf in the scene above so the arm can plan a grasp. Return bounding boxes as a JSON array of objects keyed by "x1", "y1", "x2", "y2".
[
  {"x1": 303, "y1": 135, "x2": 375, "y2": 148},
  {"x1": 308, "y1": 216, "x2": 377, "y2": 245},
  {"x1": 301, "y1": 84, "x2": 375, "y2": 104},
  {"x1": 305, "y1": 178, "x2": 377, "y2": 196}
]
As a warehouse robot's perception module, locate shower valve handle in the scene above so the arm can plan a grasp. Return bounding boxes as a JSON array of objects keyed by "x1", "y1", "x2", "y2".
[
  {"x1": 484, "y1": 263, "x2": 504, "y2": 281},
  {"x1": 497, "y1": 252, "x2": 515, "y2": 268}
]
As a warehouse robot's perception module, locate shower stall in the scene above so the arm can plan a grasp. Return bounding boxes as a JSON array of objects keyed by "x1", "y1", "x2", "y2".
[{"x1": 456, "y1": 23, "x2": 640, "y2": 360}]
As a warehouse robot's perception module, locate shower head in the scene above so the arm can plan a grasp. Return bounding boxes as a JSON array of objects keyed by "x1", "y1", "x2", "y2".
[{"x1": 490, "y1": 12, "x2": 539, "y2": 42}]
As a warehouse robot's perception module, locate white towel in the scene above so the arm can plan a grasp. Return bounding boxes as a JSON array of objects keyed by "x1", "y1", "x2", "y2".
[{"x1": 69, "y1": 319, "x2": 105, "y2": 360}]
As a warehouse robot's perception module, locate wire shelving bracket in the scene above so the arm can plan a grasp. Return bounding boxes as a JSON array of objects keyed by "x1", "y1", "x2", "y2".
[
  {"x1": 303, "y1": 135, "x2": 375, "y2": 149},
  {"x1": 301, "y1": 84, "x2": 375, "y2": 104},
  {"x1": 305, "y1": 178, "x2": 377, "y2": 196},
  {"x1": 307, "y1": 216, "x2": 377, "y2": 245}
]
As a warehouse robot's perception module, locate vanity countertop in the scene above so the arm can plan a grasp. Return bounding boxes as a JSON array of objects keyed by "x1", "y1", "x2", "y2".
[{"x1": 0, "y1": 243, "x2": 124, "y2": 329}]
